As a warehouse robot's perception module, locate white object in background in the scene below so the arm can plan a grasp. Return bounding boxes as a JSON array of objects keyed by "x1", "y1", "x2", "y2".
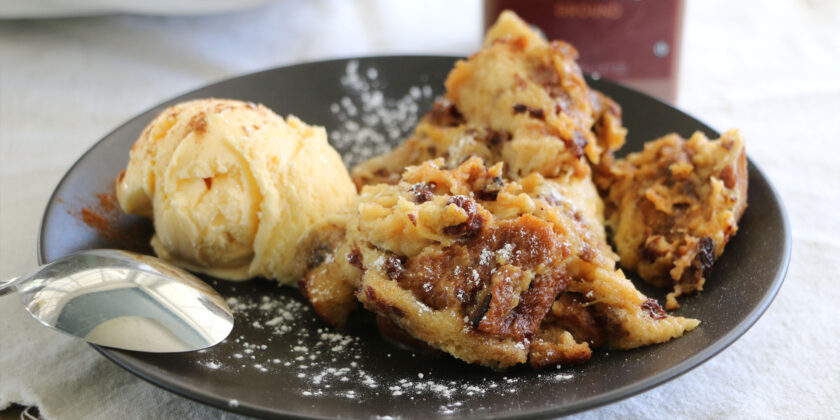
[{"x1": 0, "y1": 0, "x2": 277, "y2": 18}]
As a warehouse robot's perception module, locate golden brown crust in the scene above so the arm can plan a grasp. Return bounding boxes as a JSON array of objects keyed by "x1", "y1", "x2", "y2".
[
  {"x1": 598, "y1": 129, "x2": 748, "y2": 309},
  {"x1": 529, "y1": 328, "x2": 592, "y2": 368},
  {"x1": 296, "y1": 218, "x2": 359, "y2": 327},
  {"x1": 589, "y1": 90, "x2": 628, "y2": 163}
]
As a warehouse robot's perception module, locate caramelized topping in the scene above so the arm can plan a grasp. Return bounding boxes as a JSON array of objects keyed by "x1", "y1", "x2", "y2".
[
  {"x1": 719, "y1": 165, "x2": 737, "y2": 189},
  {"x1": 512, "y1": 103, "x2": 545, "y2": 120},
  {"x1": 410, "y1": 182, "x2": 435, "y2": 204},
  {"x1": 395, "y1": 215, "x2": 569, "y2": 340},
  {"x1": 426, "y1": 99, "x2": 465, "y2": 127},
  {"x1": 545, "y1": 294, "x2": 603, "y2": 347},
  {"x1": 641, "y1": 298, "x2": 668, "y2": 320},
  {"x1": 679, "y1": 236, "x2": 715, "y2": 284},
  {"x1": 476, "y1": 176, "x2": 504, "y2": 201},
  {"x1": 485, "y1": 130, "x2": 511, "y2": 148},
  {"x1": 384, "y1": 253, "x2": 406, "y2": 280},
  {"x1": 307, "y1": 244, "x2": 332, "y2": 270},
  {"x1": 443, "y1": 195, "x2": 484, "y2": 238},
  {"x1": 347, "y1": 247, "x2": 364, "y2": 271}
]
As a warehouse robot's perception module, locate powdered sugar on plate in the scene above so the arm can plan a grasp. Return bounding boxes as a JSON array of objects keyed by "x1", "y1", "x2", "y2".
[
  {"x1": 190, "y1": 283, "x2": 575, "y2": 415},
  {"x1": 329, "y1": 60, "x2": 436, "y2": 168}
]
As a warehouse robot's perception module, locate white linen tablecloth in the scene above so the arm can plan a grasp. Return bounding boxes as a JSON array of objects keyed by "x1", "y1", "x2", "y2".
[{"x1": 1, "y1": 1, "x2": 838, "y2": 418}]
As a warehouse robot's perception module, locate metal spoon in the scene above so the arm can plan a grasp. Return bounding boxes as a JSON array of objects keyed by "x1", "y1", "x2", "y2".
[{"x1": 0, "y1": 249, "x2": 234, "y2": 353}]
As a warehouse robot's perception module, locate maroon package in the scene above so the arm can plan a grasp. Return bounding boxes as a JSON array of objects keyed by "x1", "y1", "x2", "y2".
[{"x1": 484, "y1": 0, "x2": 684, "y2": 103}]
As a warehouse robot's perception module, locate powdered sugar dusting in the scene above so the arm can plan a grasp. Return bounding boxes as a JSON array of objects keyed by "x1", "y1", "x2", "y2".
[
  {"x1": 329, "y1": 60, "x2": 436, "y2": 167},
  {"x1": 190, "y1": 286, "x2": 574, "y2": 415}
]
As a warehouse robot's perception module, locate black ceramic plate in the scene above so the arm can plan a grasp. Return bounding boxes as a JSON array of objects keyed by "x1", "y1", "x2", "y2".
[{"x1": 39, "y1": 56, "x2": 790, "y2": 419}]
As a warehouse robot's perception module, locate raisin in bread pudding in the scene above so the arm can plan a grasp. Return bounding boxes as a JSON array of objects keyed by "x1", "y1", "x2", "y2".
[
  {"x1": 351, "y1": 10, "x2": 627, "y2": 188},
  {"x1": 597, "y1": 130, "x2": 748, "y2": 309},
  {"x1": 299, "y1": 158, "x2": 698, "y2": 368}
]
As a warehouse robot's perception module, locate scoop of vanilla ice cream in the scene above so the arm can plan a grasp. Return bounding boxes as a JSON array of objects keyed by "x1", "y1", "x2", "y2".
[{"x1": 117, "y1": 98, "x2": 357, "y2": 284}]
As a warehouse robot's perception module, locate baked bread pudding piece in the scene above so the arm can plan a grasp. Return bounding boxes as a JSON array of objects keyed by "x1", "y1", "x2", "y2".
[
  {"x1": 597, "y1": 129, "x2": 748, "y2": 310},
  {"x1": 299, "y1": 158, "x2": 698, "y2": 369},
  {"x1": 351, "y1": 10, "x2": 627, "y2": 188}
]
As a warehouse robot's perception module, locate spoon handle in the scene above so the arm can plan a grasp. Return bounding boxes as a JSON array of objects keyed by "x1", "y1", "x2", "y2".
[{"x1": 0, "y1": 276, "x2": 23, "y2": 296}]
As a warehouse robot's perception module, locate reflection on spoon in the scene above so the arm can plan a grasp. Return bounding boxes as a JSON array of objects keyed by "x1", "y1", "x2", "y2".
[{"x1": 0, "y1": 249, "x2": 234, "y2": 353}]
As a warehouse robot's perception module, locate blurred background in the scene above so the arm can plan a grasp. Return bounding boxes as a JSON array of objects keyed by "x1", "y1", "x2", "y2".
[{"x1": 1, "y1": 0, "x2": 839, "y2": 419}]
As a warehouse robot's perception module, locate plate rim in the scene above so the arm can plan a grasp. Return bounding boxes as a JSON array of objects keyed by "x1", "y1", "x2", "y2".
[{"x1": 37, "y1": 55, "x2": 792, "y2": 419}]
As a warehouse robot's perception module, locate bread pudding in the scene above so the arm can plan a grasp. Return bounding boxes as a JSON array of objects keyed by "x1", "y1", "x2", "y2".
[
  {"x1": 294, "y1": 10, "x2": 744, "y2": 369},
  {"x1": 596, "y1": 130, "x2": 748, "y2": 309},
  {"x1": 300, "y1": 158, "x2": 698, "y2": 368},
  {"x1": 351, "y1": 10, "x2": 627, "y2": 189}
]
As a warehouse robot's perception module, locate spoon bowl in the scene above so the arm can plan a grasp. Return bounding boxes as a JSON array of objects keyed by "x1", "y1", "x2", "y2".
[{"x1": 1, "y1": 249, "x2": 233, "y2": 352}]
